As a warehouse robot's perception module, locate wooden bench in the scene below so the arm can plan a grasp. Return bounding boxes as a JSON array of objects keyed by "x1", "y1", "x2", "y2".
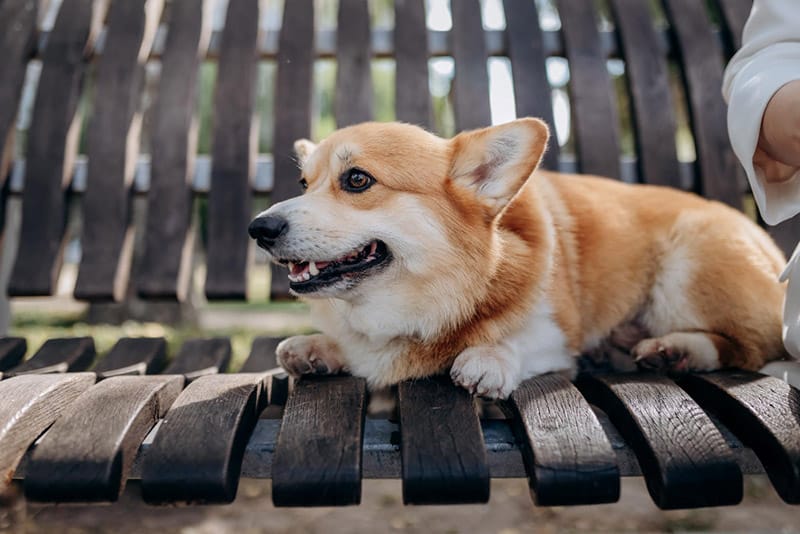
[{"x1": 0, "y1": 0, "x2": 799, "y2": 509}]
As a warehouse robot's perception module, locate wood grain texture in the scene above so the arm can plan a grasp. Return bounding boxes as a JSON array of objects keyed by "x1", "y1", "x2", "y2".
[
  {"x1": 662, "y1": 0, "x2": 742, "y2": 207},
  {"x1": 270, "y1": 0, "x2": 314, "y2": 299},
  {"x1": 140, "y1": 373, "x2": 267, "y2": 504},
  {"x1": 163, "y1": 337, "x2": 231, "y2": 380},
  {"x1": 450, "y1": 0, "x2": 491, "y2": 131},
  {"x1": 8, "y1": 0, "x2": 101, "y2": 296},
  {"x1": 272, "y1": 375, "x2": 367, "y2": 506},
  {"x1": 8, "y1": 337, "x2": 95, "y2": 376},
  {"x1": 503, "y1": 0, "x2": 559, "y2": 171},
  {"x1": 24, "y1": 375, "x2": 183, "y2": 502},
  {"x1": 205, "y1": 0, "x2": 259, "y2": 300},
  {"x1": 556, "y1": 0, "x2": 621, "y2": 179},
  {"x1": 92, "y1": 337, "x2": 167, "y2": 378},
  {"x1": 716, "y1": 0, "x2": 753, "y2": 51},
  {"x1": 137, "y1": 0, "x2": 208, "y2": 300},
  {"x1": 577, "y1": 374, "x2": 742, "y2": 509},
  {"x1": 335, "y1": 0, "x2": 372, "y2": 126},
  {"x1": 680, "y1": 370, "x2": 800, "y2": 504},
  {"x1": 74, "y1": 0, "x2": 162, "y2": 302},
  {"x1": 0, "y1": 338, "x2": 27, "y2": 372},
  {"x1": 506, "y1": 374, "x2": 619, "y2": 506},
  {"x1": 609, "y1": 0, "x2": 681, "y2": 187},
  {"x1": 398, "y1": 376, "x2": 490, "y2": 505},
  {"x1": 394, "y1": 0, "x2": 431, "y2": 128},
  {"x1": 0, "y1": 373, "x2": 95, "y2": 487}
]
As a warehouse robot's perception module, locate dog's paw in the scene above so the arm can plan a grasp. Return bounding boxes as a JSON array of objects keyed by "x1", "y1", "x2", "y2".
[
  {"x1": 632, "y1": 338, "x2": 689, "y2": 373},
  {"x1": 450, "y1": 346, "x2": 520, "y2": 399},
  {"x1": 276, "y1": 334, "x2": 345, "y2": 377}
]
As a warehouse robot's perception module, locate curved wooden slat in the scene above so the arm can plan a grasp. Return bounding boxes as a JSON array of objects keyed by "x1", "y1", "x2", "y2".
[
  {"x1": 503, "y1": 0, "x2": 559, "y2": 170},
  {"x1": 506, "y1": 374, "x2": 619, "y2": 506},
  {"x1": 0, "y1": 338, "x2": 27, "y2": 373},
  {"x1": 577, "y1": 374, "x2": 742, "y2": 509},
  {"x1": 8, "y1": 337, "x2": 95, "y2": 376},
  {"x1": 398, "y1": 376, "x2": 489, "y2": 505},
  {"x1": 680, "y1": 370, "x2": 800, "y2": 504},
  {"x1": 609, "y1": 0, "x2": 681, "y2": 187},
  {"x1": 335, "y1": 0, "x2": 372, "y2": 126},
  {"x1": 272, "y1": 376, "x2": 367, "y2": 506},
  {"x1": 450, "y1": 0, "x2": 491, "y2": 131},
  {"x1": 269, "y1": 0, "x2": 314, "y2": 299},
  {"x1": 240, "y1": 336, "x2": 280, "y2": 373},
  {"x1": 92, "y1": 337, "x2": 167, "y2": 378},
  {"x1": 163, "y1": 337, "x2": 231, "y2": 380},
  {"x1": 137, "y1": 0, "x2": 209, "y2": 300},
  {"x1": 556, "y1": 0, "x2": 621, "y2": 179},
  {"x1": 24, "y1": 375, "x2": 183, "y2": 502},
  {"x1": 205, "y1": 0, "x2": 259, "y2": 300},
  {"x1": 394, "y1": 0, "x2": 431, "y2": 128},
  {"x1": 140, "y1": 373, "x2": 267, "y2": 504}
]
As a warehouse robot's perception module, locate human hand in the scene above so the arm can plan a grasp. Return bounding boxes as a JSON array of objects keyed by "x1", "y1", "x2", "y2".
[{"x1": 756, "y1": 79, "x2": 800, "y2": 183}]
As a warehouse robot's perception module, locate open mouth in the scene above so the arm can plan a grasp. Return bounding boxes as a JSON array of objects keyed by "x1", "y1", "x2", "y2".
[{"x1": 277, "y1": 240, "x2": 391, "y2": 293}]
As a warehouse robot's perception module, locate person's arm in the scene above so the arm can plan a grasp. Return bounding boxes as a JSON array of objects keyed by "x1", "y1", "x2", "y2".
[{"x1": 722, "y1": 0, "x2": 800, "y2": 225}]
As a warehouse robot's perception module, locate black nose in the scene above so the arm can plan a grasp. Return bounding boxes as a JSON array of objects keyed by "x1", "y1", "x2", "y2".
[{"x1": 248, "y1": 216, "x2": 289, "y2": 244}]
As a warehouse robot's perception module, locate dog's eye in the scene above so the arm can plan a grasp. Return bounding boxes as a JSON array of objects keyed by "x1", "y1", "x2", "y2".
[
  {"x1": 342, "y1": 169, "x2": 375, "y2": 193},
  {"x1": 299, "y1": 178, "x2": 308, "y2": 191}
]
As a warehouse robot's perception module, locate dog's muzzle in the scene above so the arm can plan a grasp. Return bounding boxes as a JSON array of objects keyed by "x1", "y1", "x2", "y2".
[{"x1": 248, "y1": 215, "x2": 288, "y2": 249}]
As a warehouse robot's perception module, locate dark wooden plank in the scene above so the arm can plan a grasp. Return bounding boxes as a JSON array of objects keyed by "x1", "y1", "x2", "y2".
[
  {"x1": 335, "y1": 0, "x2": 372, "y2": 126},
  {"x1": 162, "y1": 337, "x2": 231, "y2": 379},
  {"x1": 140, "y1": 373, "x2": 267, "y2": 504},
  {"x1": 205, "y1": 0, "x2": 259, "y2": 300},
  {"x1": 398, "y1": 376, "x2": 489, "y2": 505},
  {"x1": 394, "y1": 0, "x2": 431, "y2": 128},
  {"x1": 577, "y1": 374, "x2": 742, "y2": 509},
  {"x1": 24, "y1": 375, "x2": 183, "y2": 502},
  {"x1": 0, "y1": 373, "x2": 95, "y2": 488},
  {"x1": 74, "y1": 0, "x2": 162, "y2": 301},
  {"x1": 92, "y1": 337, "x2": 167, "y2": 378},
  {"x1": 0, "y1": 0, "x2": 37, "y2": 185},
  {"x1": 240, "y1": 336, "x2": 280, "y2": 372},
  {"x1": 272, "y1": 375, "x2": 367, "y2": 506},
  {"x1": 609, "y1": 0, "x2": 681, "y2": 187},
  {"x1": 450, "y1": 0, "x2": 491, "y2": 131},
  {"x1": 770, "y1": 217, "x2": 800, "y2": 259},
  {"x1": 8, "y1": 337, "x2": 95, "y2": 376},
  {"x1": 662, "y1": 0, "x2": 742, "y2": 207},
  {"x1": 556, "y1": 0, "x2": 621, "y2": 179},
  {"x1": 680, "y1": 370, "x2": 800, "y2": 504},
  {"x1": 269, "y1": 0, "x2": 314, "y2": 299},
  {"x1": 8, "y1": 0, "x2": 103, "y2": 296},
  {"x1": 505, "y1": 374, "x2": 619, "y2": 506},
  {"x1": 503, "y1": 0, "x2": 559, "y2": 171},
  {"x1": 0, "y1": 338, "x2": 27, "y2": 372},
  {"x1": 717, "y1": 0, "x2": 752, "y2": 51},
  {"x1": 137, "y1": 0, "x2": 208, "y2": 300}
]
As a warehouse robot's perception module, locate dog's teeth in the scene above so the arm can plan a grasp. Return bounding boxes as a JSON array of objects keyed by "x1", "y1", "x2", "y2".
[
  {"x1": 288, "y1": 261, "x2": 295, "y2": 271},
  {"x1": 302, "y1": 272, "x2": 311, "y2": 281},
  {"x1": 370, "y1": 241, "x2": 377, "y2": 255},
  {"x1": 309, "y1": 261, "x2": 319, "y2": 276}
]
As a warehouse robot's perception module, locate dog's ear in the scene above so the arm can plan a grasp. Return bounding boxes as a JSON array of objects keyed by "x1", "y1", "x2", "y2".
[
  {"x1": 294, "y1": 139, "x2": 318, "y2": 166},
  {"x1": 449, "y1": 118, "x2": 549, "y2": 217}
]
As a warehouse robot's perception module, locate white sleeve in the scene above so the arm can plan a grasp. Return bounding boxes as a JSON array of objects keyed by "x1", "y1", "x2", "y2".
[{"x1": 722, "y1": 0, "x2": 800, "y2": 226}]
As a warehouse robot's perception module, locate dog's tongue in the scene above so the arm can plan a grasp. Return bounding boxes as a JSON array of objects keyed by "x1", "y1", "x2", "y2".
[{"x1": 290, "y1": 262, "x2": 309, "y2": 277}]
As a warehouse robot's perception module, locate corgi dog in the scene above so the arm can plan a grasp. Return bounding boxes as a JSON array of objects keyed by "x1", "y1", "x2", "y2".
[{"x1": 248, "y1": 119, "x2": 788, "y2": 398}]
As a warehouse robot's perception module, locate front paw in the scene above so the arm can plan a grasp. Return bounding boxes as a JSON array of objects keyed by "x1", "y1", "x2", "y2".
[
  {"x1": 450, "y1": 345, "x2": 520, "y2": 399},
  {"x1": 276, "y1": 334, "x2": 345, "y2": 377}
]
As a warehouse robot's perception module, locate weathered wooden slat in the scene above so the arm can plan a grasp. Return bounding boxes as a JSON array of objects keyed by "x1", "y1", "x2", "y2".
[
  {"x1": 503, "y1": 0, "x2": 559, "y2": 171},
  {"x1": 137, "y1": 0, "x2": 209, "y2": 300},
  {"x1": 8, "y1": 0, "x2": 103, "y2": 296},
  {"x1": 272, "y1": 376, "x2": 367, "y2": 506},
  {"x1": 269, "y1": 0, "x2": 314, "y2": 299},
  {"x1": 74, "y1": 0, "x2": 163, "y2": 301},
  {"x1": 0, "y1": 338, "x2": 27, "y2": 372},
  {"x1": 680, "y1": 370, "x2": 800, "y2": 504},
  {"x1": 394, "y1": 0, "x2": 431, "y2": 128},
  {"x1": 92, "y1": 337, "x2": 166, "y2": 378},
  {"x1": 398, "y1": 376, "x2": 490, "y2": 505},
  {"x1": 335, "y1": 0, "x2": 372, "y2": 127},
  {"x1": 205, "y1": 0, "x2": 259, "y2": 300},
  {"x1": 662, "y1": 0, "x2": 741, "y2": 207},
  {"x1": 577, "y1": 374, "x2": 742, "y2": 509},
  {"x1": 8, "y1": 337, "x2": 95, "y2": 376},
  {"x1": 716, "y1": 0, "x2": 752, "y2": 51},
  {"x1": 24, "y1": 375, "x2": 183, "y2": 502},
  {"x1": 450, "y1": 0, "x2": 491, "y2": 131},
  {"x1": 556, "y1": 0, "x2": 621, "y2": 179},
  {"x1": 609, "y1": 0, "x2": 681, "y2": 187},
  {"x1": 240, "y1": 336, "x2": 280, "y2": 372},
  {"x1": 506, "y1": 374, "x2": 619, "y2": 506},
  {"x1": 162, "y1": 337, "x2": 231, "y2": 380},
  {"x1": 0, "y1": 373, "x2": 95, "y2": 488},
  {"x1": 140, "y1": 373, "x2": 267, "y2": 504}
]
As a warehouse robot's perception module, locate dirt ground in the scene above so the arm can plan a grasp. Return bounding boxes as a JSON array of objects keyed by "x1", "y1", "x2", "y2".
[{"x1": 2, "y1": 477, "x2": 798, "y2": 534}]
